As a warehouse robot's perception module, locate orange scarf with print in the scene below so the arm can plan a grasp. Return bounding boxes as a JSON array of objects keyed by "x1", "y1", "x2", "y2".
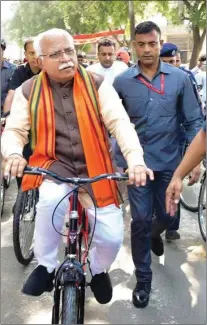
[{"x1": 22, "y1": 67, "x2": 120, "y2": 207}]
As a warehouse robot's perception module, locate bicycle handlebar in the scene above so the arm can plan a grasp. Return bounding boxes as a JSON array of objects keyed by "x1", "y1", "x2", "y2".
[
  {"x1": 1, "y1": 111, "x2": 10, "y2": 118},
  {"x1": 23, "y1": 166, "x2": 129, "y2": 185}
]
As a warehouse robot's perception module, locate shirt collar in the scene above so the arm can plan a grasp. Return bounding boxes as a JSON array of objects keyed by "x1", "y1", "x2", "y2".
[
  {"x1": 25, "y1": 63, "x2": 40, "y2": 76},
  {"x1": 130, "y1": 60, "x2": 171, "y2": 78},
  {"x1": 2, "y1": 60, "x2": 10, "y2": 69},
  {"x1": 49, "y1": 76, "x2": 74, "y2": 89}
]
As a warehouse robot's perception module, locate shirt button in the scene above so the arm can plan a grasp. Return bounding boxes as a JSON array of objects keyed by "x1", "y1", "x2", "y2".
[
  {"x1": 150, "y1": 98, "x2": 153, "y2": 101},
  {"x1": 63, "y1": 94, "x2": 68, "y2": 99},
  {"x1": 66, "y1": 111, "x2": 72, "y2": 116},
  {"x1": 72, "y1": 142, "x2": 78, "y2": 147},
  {"x1": 69, "y1": 126, "x2": 75, "y2": 131}
]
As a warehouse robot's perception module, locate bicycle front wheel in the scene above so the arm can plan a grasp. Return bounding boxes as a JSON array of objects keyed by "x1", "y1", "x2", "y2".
[
  {"x1": 13, "y1": 188, "x2": 38, "y2": 265},
  {"x1": 1, "y1": 179, "x2": 5, "y2": 216},
  {"x1": 61, "y1": 284, "x2": 78, "y2": 324},
  {"x1": 198, "y1": 173, "x2": 206, "y2": 242}
]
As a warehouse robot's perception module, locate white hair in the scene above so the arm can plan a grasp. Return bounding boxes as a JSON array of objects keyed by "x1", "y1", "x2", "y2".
[{"x1": 33, "y1": 28, "x2": 74, "y2": 57}]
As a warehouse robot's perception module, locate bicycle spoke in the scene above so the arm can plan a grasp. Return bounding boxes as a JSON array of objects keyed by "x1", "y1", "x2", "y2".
[
  {"x1": 200, "y1": 186, "x2": 206, "y2": 235},
  {"x1": 19, "y1": 206, "x2": 35, "y2": 259}
]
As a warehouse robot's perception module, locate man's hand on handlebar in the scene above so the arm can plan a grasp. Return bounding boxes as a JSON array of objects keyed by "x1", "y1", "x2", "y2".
[
  {"x1": 126, "y1": 165, "x2": 154, "y2": 187},
  {"x1": 3, "y1": 154, "x2": 27, "y2": 178},
  {"x1": 3, "y1": 161, "x2": 154, "y2": 186}
]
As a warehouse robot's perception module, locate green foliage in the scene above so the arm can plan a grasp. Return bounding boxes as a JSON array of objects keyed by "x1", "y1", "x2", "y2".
[
  {"x1": 5, "y1": 1, "x2": 65, "y2": 45},
  {"x1": 6, "y1": 0, "x2": 150, "y2": 47},
  {"x1": 156, "y1": 0, "x2": 206, "y2": 30},
  {"x1": 6, "y1": 0, "x2": 206, "y2": 50}
]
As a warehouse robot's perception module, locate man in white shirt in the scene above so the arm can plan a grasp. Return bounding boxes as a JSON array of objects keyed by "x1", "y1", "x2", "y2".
[
  {"x1": 195, "y1": 69, "x2": 206, "y2": 109},
  {"x1": 191, "y1": 54, "x2": 206, "y2": 76},
  {"x1": 87, "y1": 38, "x2": 128, "y2": 84}
]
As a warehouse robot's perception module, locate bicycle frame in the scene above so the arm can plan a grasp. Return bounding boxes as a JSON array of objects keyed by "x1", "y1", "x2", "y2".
[
  {"x1": 52, "y1": 188, "x2": 88, "y2": 324},
  {"x1": 22, "y1": 166, "x2": 128, "y2": 324}
]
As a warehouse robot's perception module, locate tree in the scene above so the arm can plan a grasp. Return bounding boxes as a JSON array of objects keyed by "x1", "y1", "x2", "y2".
[
  {"x1": 5, "y1": 1, "x2": 65, "y2": 45},
  {"x1": 6, "y1": 0, "x2": 149, "y2": 50},
  {"x1": 181, "y1": 0, "x2": 206, "y2": 69},
  {"x1": 157, "y1": 0, "x2": 206, "y2": 69}
]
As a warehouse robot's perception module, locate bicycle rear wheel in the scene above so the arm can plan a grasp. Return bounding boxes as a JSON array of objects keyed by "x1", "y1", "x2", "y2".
[
  {"x1": 3, "y1": 174, "x2": 10, "y2": 189},
  {"x1": 13, "y1": 188, "x2": 38, "y2": 265},
  {"x1": 198, "y1": 173, "x2": 206, "y2": 242},
  {"x1": 1, "y1": 179, "x2": 5, "y2": 216}
]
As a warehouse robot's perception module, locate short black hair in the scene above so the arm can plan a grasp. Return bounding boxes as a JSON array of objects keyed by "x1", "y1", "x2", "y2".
[
  {"x1": 135, "y1": 21, "x2": 161, "y2": 37},
  {"x1": 24, "y1": 38, "x2": 34, "y2": 52},
  {"x1": 199, "y1": 54, "x2": 206, "y2": 62},
  {"x1": 1, "y1": 39, "x2": 6, "y2": 51},
  {"x1": 98, "y1": 38, "x2": 116, "y2": 51},
  {"x1": 77, "y1": 54, "x2": 84, "y2": 59}
]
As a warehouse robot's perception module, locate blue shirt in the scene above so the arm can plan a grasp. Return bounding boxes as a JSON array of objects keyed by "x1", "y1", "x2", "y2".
[
  {"x1": 179, "y1": 66, "x2": 197, "y2": 84},
  {"x1": 203, "y1": 117, "x2": 206, "y2": 133},
  {"x1": 179, "y1": 66, "x2": 202, "y2": 109},
  {"x1": 1, "y1": 60, "x2": 16, "y2": 109},
  {"x1": 113, "y1": 61, "x2": 203, "y2": 171}
]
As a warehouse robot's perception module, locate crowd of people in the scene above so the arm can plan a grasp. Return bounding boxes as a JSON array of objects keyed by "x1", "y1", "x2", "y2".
[{"x1": 1, "y1": 20, "x2": 206, "y2": 311}]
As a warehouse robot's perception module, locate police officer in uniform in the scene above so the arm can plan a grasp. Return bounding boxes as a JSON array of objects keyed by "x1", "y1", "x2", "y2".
[
  {"x1": 113, "y1": 21, "x2": 202, "y2": 308},
  {"x1": 160, "y1": 43, "x2": 202, "y2": 111},
  {"x1": 1, "y1": 39, "x2": 16, "y2": 113}
]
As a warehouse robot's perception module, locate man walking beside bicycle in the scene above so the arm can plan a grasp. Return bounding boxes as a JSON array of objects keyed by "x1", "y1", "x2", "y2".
[
  {"x1": 113, "y1": 21, "x2": 203, "y2": 308},
  {"x1": 2, "y1": 29, "x2": 153, "y2": 305}
]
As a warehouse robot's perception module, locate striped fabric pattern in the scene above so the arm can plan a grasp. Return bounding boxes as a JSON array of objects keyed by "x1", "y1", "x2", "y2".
[{"x1": 22, "y1": 67, "x2": 120, "y2": 207}]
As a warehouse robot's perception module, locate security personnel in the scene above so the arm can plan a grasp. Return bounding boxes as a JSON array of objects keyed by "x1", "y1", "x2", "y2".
[
  {"x1": 3, "y1": 38, "x2": 40, "y2": 192},
  {"x1": 160, "y1": 42, "x2": 177, "y2": 65},
  {"x1": 77, "y1": 53, "x2": 88, "y2": 68},
  {"x1": 1, "y1": 39, "x2": 16, "y2": 113},
  {"x1": 160, "y1": 43, "x2": 202, "y2": 240},
  {"x1": 160, "y1": 43, "x2": 202, "y2": 109},
  {"x1": 3, "y1": 38, "x2": 40, "y2": 114},
  {"x1": 113, "y1": 21, "x2": 202, "y2": 309}
]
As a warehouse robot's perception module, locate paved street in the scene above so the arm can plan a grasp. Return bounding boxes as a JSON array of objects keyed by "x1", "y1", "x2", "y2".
[{"x1": 1, "y1": 179, "x2": 206, "y2": 324}]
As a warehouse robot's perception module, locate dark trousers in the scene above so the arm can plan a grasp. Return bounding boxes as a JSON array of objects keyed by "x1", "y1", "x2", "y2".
[
  {"x1": 166, "y1": 142, "x2": 186, "y2": 232},
  {"x1": 128, "y1": 170, "x2": 177, "y2": 283}
]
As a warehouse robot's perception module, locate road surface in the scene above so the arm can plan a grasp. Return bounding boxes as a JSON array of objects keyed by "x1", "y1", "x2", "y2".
[{"x1": 1, "y1": 180, "x2": 206, "y2": 324}]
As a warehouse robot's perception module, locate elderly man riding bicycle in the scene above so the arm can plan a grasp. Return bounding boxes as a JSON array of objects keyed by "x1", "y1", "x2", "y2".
[{"x1": 2, "y1": 28, "x2": 153, "y2": 305}]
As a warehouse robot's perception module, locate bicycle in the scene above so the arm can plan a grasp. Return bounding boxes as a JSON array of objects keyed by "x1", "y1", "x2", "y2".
[
  {"x1": 198, "y1": 169, "x2": 206, "y2": 242},
  {"x1": 13, "y1": 187, "x2": 39, "y2": 265},
  {"x1": 180, "y1": 143, "x2": 206, "y2": 213},
  {"x1": 23, "y1": 166, "x2": 128, "y2": 324},
  {"x1": 1, "y1": 112, "x2": 11, "y2": 216},
  {"x1": 1, "y1": 175, "x2": 10, "y2": 216},
  {"x1": 180, "y1": 175, "x2": 202, "y2": 212}
]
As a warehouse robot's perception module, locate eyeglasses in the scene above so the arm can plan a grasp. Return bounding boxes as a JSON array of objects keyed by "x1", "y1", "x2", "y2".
[{"x1": 40, "y1": 48, "x2": 75, "y2": 60}]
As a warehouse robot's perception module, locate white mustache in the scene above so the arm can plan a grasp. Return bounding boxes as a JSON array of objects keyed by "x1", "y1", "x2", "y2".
[{"x1": 58, "y1": 62, "x2": 74, "y2": 70}]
